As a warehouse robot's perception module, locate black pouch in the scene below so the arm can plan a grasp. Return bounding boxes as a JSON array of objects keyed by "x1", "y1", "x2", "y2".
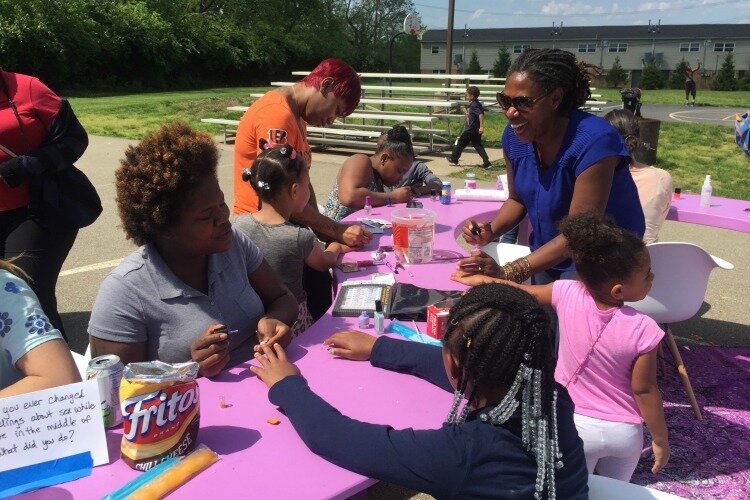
[{"x1": 387, "y1": 283, "x2": 463, "y2": 321}]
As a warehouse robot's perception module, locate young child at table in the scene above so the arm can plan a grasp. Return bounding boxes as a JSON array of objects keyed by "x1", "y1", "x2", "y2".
[
  {"x1": 234, "y1": 141, "x2": 352, "y2": 336},
  {"x1": 251, "y1": 283, "x2": 589, "y2": 498},
  {"x1": 1, "y1": 259, "x2": 80, "y2": 397},
  {"x1": 452, "y1": 213, "x2": 670, "y2": 481}
]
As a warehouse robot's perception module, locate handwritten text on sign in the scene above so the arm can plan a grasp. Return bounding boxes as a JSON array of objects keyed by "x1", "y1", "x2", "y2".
[{"x1": 0, "y1": 379, "x2": 108, "y2": 471}]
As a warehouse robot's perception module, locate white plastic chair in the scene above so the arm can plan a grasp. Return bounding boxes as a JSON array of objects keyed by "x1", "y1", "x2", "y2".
[
  {"x1": 588, "y1": 474, "x2": 685, "y2": 499},
  {"x1": 70, "y1": 344, "x2": 92, "y2": 379},
  {"x1": 626, "y1": 242, "x2": 734, "y2": 420},
  {"x1": 481, "y1": 242, "x2": 533, "y2": 283}
]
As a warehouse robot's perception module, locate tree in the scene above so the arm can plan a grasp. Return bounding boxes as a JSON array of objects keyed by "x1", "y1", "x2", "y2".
[
  {"x1": 640, "y1": 60, "x2": 664, "y2": 89},
  {"x1": 739, "y1": 70, "x2": 750, "y2": 91},
  {"x1": 712, "y1": 52, "x2": 738, "y2": 91},
  {"x1": 467, "y1": 50, "x2": 482, "y2": 74},
  {"x1": 492, "y1": 47, "x2": 511, "y2": 78},
  {"x1": 340, "y1": 0, "x2": 416, "y2": 70},
  {"x1": 605, "y1": 57, "x2": 627, "y2": 88},
  {"x1": 668, "y1": 59, "x2": 690, "y2": 89}
]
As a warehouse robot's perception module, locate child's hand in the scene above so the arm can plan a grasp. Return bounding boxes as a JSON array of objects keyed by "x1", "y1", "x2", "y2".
[
  {"x1": 324, "y1": 330, "x2": 377, "y2": 361},
  {"x1": 651, "y1": 440, "x2": 670, "y2": 474},
  {"x1": 450, "y1": 270, "x2": 498, "y2": 286},
  {"x1": 190, "y1": 324, "x2": 230, "y2": 378},
  {"x1": 328, "y1": 241, "x2": 355, "y2": 254},
  {"x1": 391, "y1": 186, "x2": 413, "y2": 204},
  {"x1": 250, "y1": 342, "x2": 300, "y2": 388},
  {"x1": 254, "y1": 317, "x2": 292, "y2": 352}
]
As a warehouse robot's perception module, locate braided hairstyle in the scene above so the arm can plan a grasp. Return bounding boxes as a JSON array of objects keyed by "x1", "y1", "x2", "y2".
[
  {"x1": 375, "y1": 124, "x2": 414, "y2": 159},
  {"x1": 508, "y1": 49, "x2": 592, "y2": 116},
  {"x1": 443, "y1": 283, "x2": 561, "y2": 499},
  {"x1": 560, "y1": 212, "x2": 646, "y2": 292},
  {"x1": 0, "y1": 70, "x2": 25, "y2": 135},
  {"x1": 242, "y1": 139, "x2": 306, "y2": 203},
  {"x1": 604, "y1": 109, "x2": 640, "y2": 154}
]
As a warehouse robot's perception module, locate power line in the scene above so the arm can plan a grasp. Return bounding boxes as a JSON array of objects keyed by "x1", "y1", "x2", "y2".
[{"x1": 413, "y1": 0, "x2": 738, "y2": 18}]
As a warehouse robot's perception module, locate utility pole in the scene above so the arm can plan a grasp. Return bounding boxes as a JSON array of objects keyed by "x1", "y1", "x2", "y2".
[
  {"x1": 703, "y1": 39, "x2": 712, "y2": 69},
  {"x1": 647, "y1": 19, "x2": 661, "y2": 59},
  {"x1": 445, "y1": 0, "x2": 455, "y2": 75},
  {"x1": 462, "y1": 24, "x2": 471, "y2": 74},
  {"x1": 551, "y1": 22, "x2": 563, "y2": 49}
]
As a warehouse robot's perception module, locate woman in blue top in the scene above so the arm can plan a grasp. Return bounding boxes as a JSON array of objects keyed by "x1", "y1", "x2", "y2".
[{"x1": 458, "y1": 49, "x2": 644, "y2": 286}]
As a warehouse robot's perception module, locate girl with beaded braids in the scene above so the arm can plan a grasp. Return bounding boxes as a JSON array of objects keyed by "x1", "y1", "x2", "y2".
[
  {"x1": 235, "y1": 140, "x2": 354, "y2": 336},
  {"x1": 251, "y1": 283, "x2": 588, "y2": 499},
  {"x1": 454, "y1": 212, "x2": 669, "y2": 482},
  {"x1": 458, "y1": 49, "x2": 644, "y2": 289}
]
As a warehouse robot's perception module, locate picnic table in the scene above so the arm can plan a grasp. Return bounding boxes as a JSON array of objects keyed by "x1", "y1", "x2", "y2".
[{"x1": 19, "y1": 199, "x2": 506, "y2": 500}]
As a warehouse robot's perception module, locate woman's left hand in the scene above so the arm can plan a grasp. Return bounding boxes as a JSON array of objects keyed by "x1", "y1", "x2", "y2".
[
  {"x1": 254, "y1": 317, "x2": 292, "y2": 352},
  {"x1": 250, "y1": 342, "x2": 300, "y2": 388},
  {"x1": 450, "y1": 270, "x2": 499, "y2": 286},
  {"x1": 456, "y1": 251, "x2": 501, "y2": 278}
]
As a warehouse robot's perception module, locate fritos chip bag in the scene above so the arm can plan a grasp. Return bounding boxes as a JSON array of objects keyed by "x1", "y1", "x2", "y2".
[{"x1": 119, "y1": 361, "x2": 200, "y2": 471}]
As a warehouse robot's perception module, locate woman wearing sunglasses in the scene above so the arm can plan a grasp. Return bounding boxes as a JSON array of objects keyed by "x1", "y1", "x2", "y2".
[{"x1": 455, "y1": 48, "x2": 644, "y2": 287}]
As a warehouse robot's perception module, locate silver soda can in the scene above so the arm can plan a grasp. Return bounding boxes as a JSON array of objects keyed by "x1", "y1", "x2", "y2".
[{"x1": 86, "y1": 354, "x2": 124, "y2": 428}]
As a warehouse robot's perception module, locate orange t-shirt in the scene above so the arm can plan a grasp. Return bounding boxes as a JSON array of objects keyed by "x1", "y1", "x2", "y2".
[{"x1": 233, "y1": 90, "x2": 312, "y2": 214}]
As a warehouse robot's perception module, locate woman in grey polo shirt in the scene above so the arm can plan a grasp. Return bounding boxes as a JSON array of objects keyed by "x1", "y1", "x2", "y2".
[{"x1": 88, "y1": 124, "x2": 297, "y2": 377}]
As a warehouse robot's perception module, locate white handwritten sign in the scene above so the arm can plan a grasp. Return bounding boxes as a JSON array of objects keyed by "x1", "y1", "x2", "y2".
[{"x1": 0, "y1": 379, "x2": 108, "y2": 472}]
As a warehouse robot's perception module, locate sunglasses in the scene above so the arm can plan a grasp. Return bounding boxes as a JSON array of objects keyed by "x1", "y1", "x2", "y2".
[{"x1": 496, "y1": 91, "x2": 550, "y2": 112}]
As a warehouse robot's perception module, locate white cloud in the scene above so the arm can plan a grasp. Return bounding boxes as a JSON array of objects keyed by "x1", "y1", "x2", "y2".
[
  {"x1": 540, "y1": 1, "x2": 605, "y2": 15},
  {"x1": 636, "y1": 2, "x2": 672, "y2": 12},
  {"x1": 472, "y1": 9, "x2": 486, "y2": 19}
]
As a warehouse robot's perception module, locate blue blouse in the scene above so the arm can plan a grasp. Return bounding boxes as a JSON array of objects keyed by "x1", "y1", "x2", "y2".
[{"x1": 502, "y1": 111, "x2": 645, "y2": 271}]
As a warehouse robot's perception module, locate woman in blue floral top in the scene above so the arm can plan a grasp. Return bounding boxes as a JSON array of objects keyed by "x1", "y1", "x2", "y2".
[{"x1": 0, "y1": 259, "x2": 80, "y2": 397}]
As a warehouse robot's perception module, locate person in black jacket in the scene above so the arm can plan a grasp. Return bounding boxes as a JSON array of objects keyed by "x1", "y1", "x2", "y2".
[
  {"x1": 252, "y1": 283, "x2": 589, "y2": 499},
  {"x1": 0, "y1": 68, "x2": 89, "y2": 340}
]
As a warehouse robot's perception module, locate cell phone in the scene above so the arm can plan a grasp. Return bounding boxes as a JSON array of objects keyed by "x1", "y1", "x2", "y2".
[{"x1": 406, "y1": 200, "x2": 423, "y2": 208}]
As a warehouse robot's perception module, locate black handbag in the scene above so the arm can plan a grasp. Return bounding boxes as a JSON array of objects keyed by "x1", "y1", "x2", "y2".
[{"x1": 38, "y1": 164, "x2": 103, "y2": 229}]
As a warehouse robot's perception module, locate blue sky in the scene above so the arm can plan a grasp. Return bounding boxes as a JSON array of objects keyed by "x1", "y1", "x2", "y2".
[{"x1": 413, "y1": 0, "x2": 750, "y2": 31}]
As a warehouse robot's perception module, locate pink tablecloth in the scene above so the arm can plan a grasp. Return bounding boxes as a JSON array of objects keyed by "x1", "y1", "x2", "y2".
[
  {"x1": 21, "y1": 199, "x2": 491, "y2": 500},
  {"x1": 667, "y1": 193, "x2": 750, "y2": 233}
]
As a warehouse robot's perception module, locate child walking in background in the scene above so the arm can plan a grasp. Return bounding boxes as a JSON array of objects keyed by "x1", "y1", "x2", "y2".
[
  {"x1": 252, "y1": 283, "x2": 589, "y2": 498},
  {"x1": 452, "y1": 213, "x2": 670, "y2": 481},
  {"x1": 235, "y1": 141, "x2": 352, "y2": 336},
  {"x1": 448, "y1": 86, "x2": 492, "y2": 168}
]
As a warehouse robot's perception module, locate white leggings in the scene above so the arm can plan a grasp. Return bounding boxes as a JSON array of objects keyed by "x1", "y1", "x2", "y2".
[{"x1": 574, "y1": 413, "x2": 644, "y2": 481}]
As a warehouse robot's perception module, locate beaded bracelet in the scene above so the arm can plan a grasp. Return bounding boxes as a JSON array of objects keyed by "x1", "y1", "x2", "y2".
[{"x1": 501, "y1": 257, "x2": 532, "y2": 283}]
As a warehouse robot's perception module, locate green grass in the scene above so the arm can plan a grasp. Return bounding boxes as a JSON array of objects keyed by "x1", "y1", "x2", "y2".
[
  {"x1": 69, "y1": 87, "x2": 749, "y2": 200},
  {"x1": 69, "y1": 87, "x2": 268, "y2": 139},
  {"x1": 595, "y1": 88, "x2": 750, "y2": 107}
]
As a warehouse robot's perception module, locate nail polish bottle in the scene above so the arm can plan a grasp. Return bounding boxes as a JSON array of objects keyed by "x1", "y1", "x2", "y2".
[
  {"x1": 364, "y1": 195, "x2": 372, "y2": 215},
  {"x1": 358, "y1": 310, "x2": 370, "y2": 329},
  {"x1": 374, "y1": 300, "x2": 384, "y2": 334}
]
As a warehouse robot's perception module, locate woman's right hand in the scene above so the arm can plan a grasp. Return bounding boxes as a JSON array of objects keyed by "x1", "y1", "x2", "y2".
[
  {"x1": 461, "y1": 219, "x2": 492, "y2": 246},
  {"x1": 324, "y1": 330, "x2": 377, "y2": 361},
  {"x1": 390, "y1": 186, "x2": 413, "y2": 204},
  {"x1": 190, "y1": 324, "x2": 230, "y2": 378}
]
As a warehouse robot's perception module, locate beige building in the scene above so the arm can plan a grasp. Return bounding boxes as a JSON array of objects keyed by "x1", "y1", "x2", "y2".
[{"x1": 420, "y1": 24, "x2": 750, "y2": 88}]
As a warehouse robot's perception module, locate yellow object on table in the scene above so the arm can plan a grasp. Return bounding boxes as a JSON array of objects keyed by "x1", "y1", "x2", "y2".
[{"x1": 127, "y1": 445, "x2": 219, "y2": 500}]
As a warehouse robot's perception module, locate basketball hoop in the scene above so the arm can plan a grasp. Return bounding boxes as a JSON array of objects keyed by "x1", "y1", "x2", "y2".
[
  {"x1": 410, "y1": 26, "x2": 427, "y2": 40},
  {"x1": 404, "y1": 13, "x2": 427, "y2": 40}
]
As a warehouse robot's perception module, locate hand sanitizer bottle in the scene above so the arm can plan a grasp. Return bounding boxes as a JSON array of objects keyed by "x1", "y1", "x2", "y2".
[{"x1": 700, "y1": 175, "x2": 712, "y2": 207}]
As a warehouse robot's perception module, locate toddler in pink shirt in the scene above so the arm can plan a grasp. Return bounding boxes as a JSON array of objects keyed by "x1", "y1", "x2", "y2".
[{"x1": 452, "y1": 212, "x2": 670, "y2": 482}]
